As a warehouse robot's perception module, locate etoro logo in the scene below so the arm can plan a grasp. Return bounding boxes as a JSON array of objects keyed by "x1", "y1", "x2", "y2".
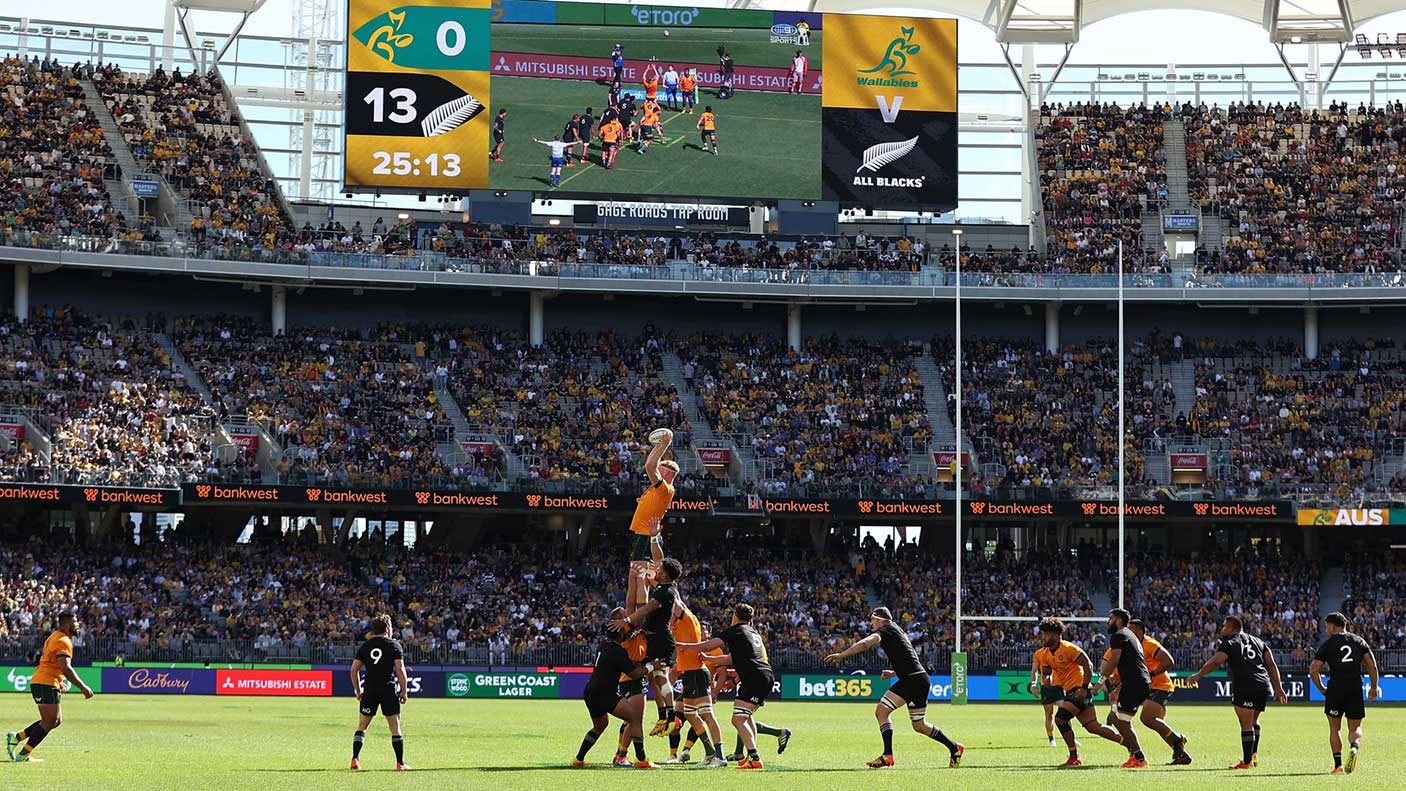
[
  {"x1": 858, "y1": 26, "x2": 921, "y2": 87},
  {"x1": 1082, "y1": 502, "x2": 1099, "y2": 516},
  {"x1": 1193, "y1": 503, "x2": 1210, "y2": 516},
  {"x1": 969, "y1": 502, "x2": 986, "y2": 515},
  {"x1": 84, "y1": 488, "x2": 100, "y2": 502},
  {"x1": 196, "y1": 485, "x2": 212, "y2": 498},
  {"x1": 306, "y1": 488, "x2": 322, "y2": 502},
  {"x1": 858, "y1": 500, "x2": 874, "y2": 514},
  {"x1": 526, "y1": 494, "x2": 542, "y2": 508},
  {"x1": 629, "y1": 4, "x2": 700, "y2": 26},
  {"x1": 415, "y1": 491, "x2": 431, "y2": 505}
]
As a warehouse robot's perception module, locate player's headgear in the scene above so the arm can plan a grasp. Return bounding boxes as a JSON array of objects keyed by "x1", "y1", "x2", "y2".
[
  {"x1": 1325, "y1": 612, "x2": 1348, "y2": 628},
  {"x1": 870, "y1": 607, "x2": 893, "y2": 622},
  {"x1": 1037, "y1": 616, "x2": 1065, "y2": 634},
  {"x1": 659, "y1": 459, "x2": 679, "y2": 475}
]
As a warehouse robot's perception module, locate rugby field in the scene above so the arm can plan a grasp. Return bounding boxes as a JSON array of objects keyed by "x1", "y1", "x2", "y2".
[{"x1": 0, "y1": 696, "x2": 1395, "y2": 790}]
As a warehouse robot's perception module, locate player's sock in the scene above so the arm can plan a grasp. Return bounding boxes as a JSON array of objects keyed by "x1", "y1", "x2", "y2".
[
  {"x1": 353, "y1": 730, "x2": 365, "y2": 759},
  {"x1": 735, "y1": 735, "x2": 744, "y2": 755},
  {"x1": 669, "y1": 728, "x2": 680, "y2": 754},
  {"x1": 927, "y1": 725, "x2": 959, "y2": 752},
  {"x1": 20, "y1": 723, "x2": 45, "y2": 750},
  {"x1": 1252, "y1": 724, "x2": 1261, "y2": 756},
  {"x1": 1133, "y1": 750, "x2": 1146, "y2": 762},
  {"x1": 1334, "y1": 752, "x2": 1343, "y2": 769},
  {"x1": 683, "y1": 727, "x2": 700, "y2": 750},
  {"x1": 880, "y1": 722, "x2": 894, "y2": 754},
  {"x1": 577, "y1": 730, "x2": 600, "y2": 761},
  {"x1": 392, "y1": 735, "x2": 404, "y2": 764},
  {"x1": 633, "y1": 736, "x2": 647, "y2": 761},
  {"x1": 756, "y1": 722, "x2": 783, "y2": 738},
  {"x1": 1350, "y1": 741, "x2": 1359, "y2": 751},
  {"x1": 1240, "y1": 731, "x2": 1255, "y2": 764}
]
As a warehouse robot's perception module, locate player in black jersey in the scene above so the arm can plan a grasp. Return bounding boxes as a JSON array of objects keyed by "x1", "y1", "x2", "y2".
[
  {"x1": 1187, "y1": 615, "x2": 1288, "y2": 769},
  {"x1": 824, "y1": 607, "x2": 964, "y2": 769},
  {"x1": 349, "y1": 614, "x2": 410, "y2": 771},
  {"x1": 560, "y1": 115, "x2": 581, "y2": 167},
  {"x1": 575, "y1": 607, "x2": 654, "y2": 768},
  {"x1": 611, "y1": 558, "x2": 681, "y2": 738},
  {"x1": 1310, "y1": 612, "x2": 1380, "y2": 774},
  {"x1": 576, "y1": 108, "x2": 595, "y2": 165},
  {"x1": 490, "y1": 108, "x2": 507, "y2": 162},
  {"x1": 677, "y1": 604, "x2": 780, "y2": 770},
  {"x1": 1098, "y1": 608, "x2": 1150, "y2": 768}
]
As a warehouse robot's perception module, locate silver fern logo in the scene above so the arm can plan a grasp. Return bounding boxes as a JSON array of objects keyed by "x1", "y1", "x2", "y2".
[
  {"x1": 421, "y1": 94, "x2": 484, "y2": 137},
  {"x1": 857, "y1": 136, "x2": 918, "y2": 173},
  {"x1": 853, "y1": 136, "x2": 926, "y2": 188}
]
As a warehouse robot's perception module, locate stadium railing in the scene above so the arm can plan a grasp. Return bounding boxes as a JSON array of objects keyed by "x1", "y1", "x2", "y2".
[{"x1": 7, "y1": 231, "x2": 1406, "y2": 290}]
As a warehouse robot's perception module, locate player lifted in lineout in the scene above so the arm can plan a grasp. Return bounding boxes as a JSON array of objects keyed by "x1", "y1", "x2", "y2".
[
  {"x1": 626, "y1": 427, "x2": 677, "y2": 615},
  {"x1": 349, "y1": 614, "x2": 410, "y2": 771},
  {"x1": 824, "y1": 607, "x2": 964, "y2": 769}
]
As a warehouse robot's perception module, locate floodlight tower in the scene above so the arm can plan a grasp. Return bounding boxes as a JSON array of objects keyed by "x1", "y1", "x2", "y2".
[
  {"x1": 287, "y1": 0, "x2": 341, "y2": 202},
  {"x1": 167, "y1": 0, "x2": 269, "y2": 70}
]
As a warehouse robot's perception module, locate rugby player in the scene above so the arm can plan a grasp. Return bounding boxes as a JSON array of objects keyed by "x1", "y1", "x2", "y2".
[
  {"x1": 678, "y1": 604, "x2": 780, "y2": 770},
  {"x1": 636, "y1": 99, "x2": 662, "y2": 155},
  {"x1": 642, "y1": 62, "x2": 660, "y2": 111},
  {"x1": 490, "y1": 108, "x2": 507, "y2": 162},
  {"x1": 348, "y1": 614, "x2": 409, "y2": 771},
  {"x1": 625, "y1": 428, "x2": 677, "y2": 613},
  {"x1": 1187, "y1": 615, "x2": 1289, "y2": 769},
  {"x1": 6, "y1": 612, "x2": 94, "y2": 763},
  {"x1": 575, "y1": 607, "x2": 655, "y2": 768},
  {"x1": 1100, "y1": 619, "x2": 1191, "y2": 764},
  {"x1": 561, "y1": 115, "x2": 581, "y2": 167},
  {"x1": 575, "y1": 108, "x2": 595, "y2": 165},
  {"x1": 679, "y1": 69, "x2": 697, "y2": 113},
  {"x1": 1309, "y1": 612, "x2": 1379, "y2": 774},
  {"x1": 696, "y1": 106, "x2": 718, "y2": 155},
  {"x1": 665, "y1": 605, "x2": 727, "y2": 766},
  {"x1": 1033, "y1": 617, "x2": 1124, "y2": 767},
  {"x1": 599, "y1": 115, "x2": 622, "y2": 170},
  {"x1": 533, "y1": 136, "x2": 571, "y2": 188},
  {"x1": 824, "y1": 607, "x2": 964, "y2": 769},
  {"x1": 610, "y1": 556, "x2": 683, "y2": 738},
  {"x1": 1098, "y1": 608, "x2": 1150, "y2": 768}
]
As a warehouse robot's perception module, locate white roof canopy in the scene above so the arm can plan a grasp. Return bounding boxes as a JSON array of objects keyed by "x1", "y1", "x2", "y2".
[{"x1": 770, "y1": 0, "x2": 1403, "y2": 44}]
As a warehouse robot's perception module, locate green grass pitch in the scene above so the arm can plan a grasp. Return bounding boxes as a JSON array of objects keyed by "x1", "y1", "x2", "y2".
[
  {"x1": 491, "y1": 24, "x2": 824, "y2": 72},
  {"x1": 488, "y1": 76, "x2": 820, "y2": 200},
  {"x1": 0, "y1": 696, "x2": 1396, "y2": 790}
]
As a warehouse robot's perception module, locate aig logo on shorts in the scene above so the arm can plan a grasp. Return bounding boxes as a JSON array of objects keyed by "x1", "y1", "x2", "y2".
[{"x1": 447, "y1": 673, "x2": 470, "y2": 697}]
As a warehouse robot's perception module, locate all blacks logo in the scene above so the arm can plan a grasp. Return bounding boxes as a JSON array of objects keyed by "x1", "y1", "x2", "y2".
[{"x1": 770, "y1": 23, "x2": 801, "y2": 44}]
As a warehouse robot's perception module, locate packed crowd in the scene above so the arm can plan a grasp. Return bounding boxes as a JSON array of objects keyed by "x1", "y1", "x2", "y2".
[
  {"x1": 0, "y1": 306, "x2": 223, "y2": 486},
  {"x1": 1126, "y1": 546, "x2": 1322, "y2": 664},
  {"x1": 1037, "y1": 102, "x2": 1167, "y2": 273},
  {"x1": 1184, "y1": 101, "x2": 1406, "y2": 274},
  {"x1": 0, "y1": 57, "x2": 132, "y2": 242},
  {"x1": 93, "y1": 64, "x2": 294, "y2": 252},
  {"x1": 1342, "y1": 552, "x2": 1406, "y2": 652},
  {"x1": 940, "y1": 336, "x2": 1153, "y2": 494},
  {"x1": 443, "y1": 325, "x2": 693, "y2": 492},
  {"x1": 681, "y1": 334, "x2": 931, "y2": 496},
  {"x1": 1186, "y1": 336, "x2": 1405, "y2": 496},
  {"x1": 175, "y1": 316, "x2": 454, "y2": 487}
]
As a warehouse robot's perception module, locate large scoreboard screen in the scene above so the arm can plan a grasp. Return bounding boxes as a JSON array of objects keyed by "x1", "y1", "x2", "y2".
[{"x1": 343, "y1": 0, "x2": 957, "y2": 209}]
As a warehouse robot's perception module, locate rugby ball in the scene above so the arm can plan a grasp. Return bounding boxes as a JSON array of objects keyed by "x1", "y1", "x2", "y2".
[
  {"x1": 648, "y1": 428, "x2": 673, "y2": 445},
  {"x1": 664, "y1": 30, "x2": 671, "y2": 37}
]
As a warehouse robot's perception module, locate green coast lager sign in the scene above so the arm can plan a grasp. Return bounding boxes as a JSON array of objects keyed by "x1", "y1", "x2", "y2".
[{"x1": 463, "y1": 672, "x2": 559, "y2": 698}]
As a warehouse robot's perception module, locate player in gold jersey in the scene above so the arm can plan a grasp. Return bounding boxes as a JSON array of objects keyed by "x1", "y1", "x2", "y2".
[
  {"x1": 627, "y1": 427, "x2": 678, "y2": 615},
  {"x1": 1034, "y1": 617, "x2": 1123, "y2": 767},
  {"x1": 7, "y1": 613, "x2": 94, "y2": 763}
]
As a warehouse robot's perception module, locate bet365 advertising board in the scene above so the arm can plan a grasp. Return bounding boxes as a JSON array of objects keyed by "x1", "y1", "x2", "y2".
[{"x1": 344, "y1": 0, "x2": 957, "y2": 209}]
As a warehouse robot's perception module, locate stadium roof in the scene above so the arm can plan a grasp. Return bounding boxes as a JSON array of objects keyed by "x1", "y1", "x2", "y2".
[{"x1": 776, "y1": 0, "x2": 1400, "y2": 44}]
